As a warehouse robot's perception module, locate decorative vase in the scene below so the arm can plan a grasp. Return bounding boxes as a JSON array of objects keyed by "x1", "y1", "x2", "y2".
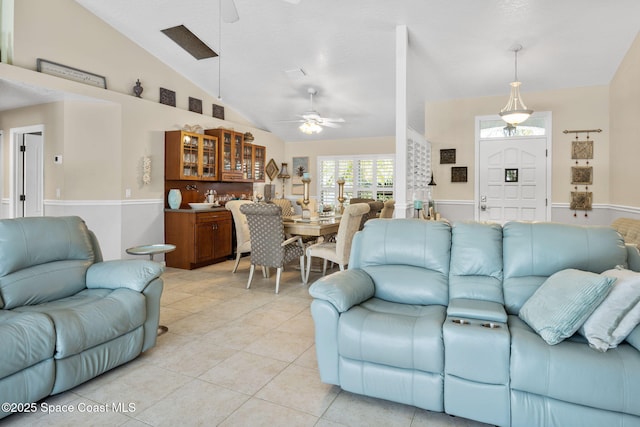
[
  {"x1": 133, "y1": 79, "x2": 143, "y2": 98},
  {"x1": 168, "y1": 189, "x2": 182, "y2": 209}
]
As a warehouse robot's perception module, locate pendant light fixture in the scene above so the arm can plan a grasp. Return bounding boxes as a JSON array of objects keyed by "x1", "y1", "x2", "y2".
[{"x1": 499, "y1": 45, "x2": 533, "y2": 126}]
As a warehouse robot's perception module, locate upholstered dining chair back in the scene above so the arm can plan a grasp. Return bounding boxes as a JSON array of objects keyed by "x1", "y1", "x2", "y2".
[
  {"x1": 240, "y1": 203, "x2": 306, "y2": 292},
  {"x1": 336, "y1": 203, "x2": 371, "y2": 261},
  {"x1": 225, "y1": 200, "x2": 253, "y2": 273},
  {"x1": 350, "y1": 200, "x2": 383, "y2": 230},
  {"x1": 304, "y1": 202, "x2": 369, "y2": 283},
  {"x1": 349, "y1": 198, "x2": 375, "y2": 205},
  {"x1": 271, "y1": 198, "x2": 295, "y2": 217},
  {"x1": 379, "y1": 199, "x2": 395, "y2": 218},
  {"x1": 240, "y1": 203, "x2": 286, "y2": 268}
]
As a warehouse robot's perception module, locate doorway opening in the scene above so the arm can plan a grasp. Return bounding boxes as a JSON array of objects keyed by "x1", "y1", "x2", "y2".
[
  {"x1": 11, "y1": 125, "x2": 45, "y2": 218},
  {"x1": 474, "y1": 113, "x2": 552, "y2": 223}
]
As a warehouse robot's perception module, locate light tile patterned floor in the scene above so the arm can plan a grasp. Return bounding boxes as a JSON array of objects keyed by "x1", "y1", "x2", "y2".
[{"x1": 3, "y1": 258, "x2": 490, "y2": 426}]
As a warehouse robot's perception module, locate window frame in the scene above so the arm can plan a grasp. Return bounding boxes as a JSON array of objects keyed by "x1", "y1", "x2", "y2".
[{"x1": 316, "y1": 154, "x2": 395, "y2": 207}]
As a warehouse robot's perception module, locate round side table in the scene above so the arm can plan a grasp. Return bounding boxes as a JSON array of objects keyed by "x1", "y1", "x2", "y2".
[
  {"x1": 125, "y1": 243, "x2": 176, "y2": 261},
  {"x1": 125, "y1": 243, "x2": 176, "y2": 336}
]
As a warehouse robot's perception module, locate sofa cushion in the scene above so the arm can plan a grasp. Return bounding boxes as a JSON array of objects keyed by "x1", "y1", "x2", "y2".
[
  {"x1": 338, "y1": 298, "x2": 445, "y2": 373},
  {"x1": 350, "y1": 220, "x2": 451, "y2": 305},
  {"x1": 509, "y1": 315, "x2": 640, "y2": 417},
  {"x1": 364, "y1": 265, "x2": 448, "y2": 306},
  {"x1": 14, "y1": 288, "x2": 146, "y2": 358},
  {"x1": 578, "y1": 268, "x2": 640, "y2": 352},
  {"x1": 0, "y1": 216, "x2": 94, "y2": 276},
  {"x1": 519, "y1": 269, "x2": 615, "y2": 345},
  {"x1": 0, "y1": 216, "x2": 94, "y2": 309},
  {"x1": 0, "y1": 310, "x2": 55, "y2": 378},
  {"x1": 449, "y1": 222, "x2": 503, "y2": 303},
  {"x1": 0, "y1": 260, "x2": 93, "y2": 310},
  {"x1": 502, "y1": 221, "x2": 627, "y2": 314}
]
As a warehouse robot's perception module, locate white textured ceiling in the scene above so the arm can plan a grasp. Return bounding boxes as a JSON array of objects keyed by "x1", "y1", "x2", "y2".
[{"x1": 15, "y1": 1, "x2": 640, "y2": 142}]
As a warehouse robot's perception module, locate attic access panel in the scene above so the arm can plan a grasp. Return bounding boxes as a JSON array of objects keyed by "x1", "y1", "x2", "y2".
[{"x1": 161, "y1": 25, "x2": 218, "y2": 60}]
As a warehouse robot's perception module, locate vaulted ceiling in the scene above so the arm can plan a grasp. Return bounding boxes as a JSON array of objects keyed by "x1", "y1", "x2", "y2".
[{"x1": 28, "y1": 1, "x2": 640, "y2": 141}]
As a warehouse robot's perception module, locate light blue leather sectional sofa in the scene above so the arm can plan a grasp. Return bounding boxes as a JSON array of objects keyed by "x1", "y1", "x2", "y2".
[
  {"x1": 0, "y1": 216, "x2": 164, "y2": 419},
  {"x1": 309, "y1": 219, "x2": 640, "y2": 427}
]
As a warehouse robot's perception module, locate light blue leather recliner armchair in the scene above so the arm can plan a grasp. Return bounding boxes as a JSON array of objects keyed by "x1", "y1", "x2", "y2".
[
  {"x1": 0, "y1": 216, "x2": 164, "y2": 419},
  {"x1": 310, "y1": 219, "x2": 452, "y2": 411},
  {"x1": 309, "y1": 219, "x2": 640, "y2": 427}
]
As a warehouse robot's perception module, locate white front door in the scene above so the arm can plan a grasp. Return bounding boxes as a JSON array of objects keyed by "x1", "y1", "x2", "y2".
[{"x1": 477, "y1": 137, "x2": 548, "y2": 223}]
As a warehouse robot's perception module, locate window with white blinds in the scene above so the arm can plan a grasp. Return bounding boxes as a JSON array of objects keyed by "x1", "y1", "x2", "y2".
[{"x1": 317, "y1": 155, "x2": 394, "y2": 206}]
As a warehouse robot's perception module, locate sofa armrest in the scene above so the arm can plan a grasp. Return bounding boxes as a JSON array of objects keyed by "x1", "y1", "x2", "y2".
[
  {"x1": 309, "y1": 269, "x2": 375, "y2": 313},
  {"x1": 447, "y1": 298, "x2": 508, "y2": 323},
  {"x1": 626, "y1": 324, "x2": 640, "y2": 352},
  {"x1": 86, "y1": 260, "x2": 164, "y2": 292},
  {"x1": 626, "y1": 244, "x2": 640, "y2": 272}
]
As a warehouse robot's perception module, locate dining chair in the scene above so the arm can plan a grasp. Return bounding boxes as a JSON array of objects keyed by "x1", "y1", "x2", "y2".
[
  {"x1": 305, "y1": 202, "x2": 369, "y2": 283},
  {"x1": 240, "y1": 203, "x2": 306, "y2": 293},
  {"x1": 350, "y1": 200, "x2": 383, "y2": 230},
  {"x1": 270, "y1": 198, "x2": 295, "y2": 217},
  {"x1": 225, "y1": 200, "x2": 253, "y2": 273},
  {"x1": 379, "y1": 199, "x2": 395, "y2": 218}
]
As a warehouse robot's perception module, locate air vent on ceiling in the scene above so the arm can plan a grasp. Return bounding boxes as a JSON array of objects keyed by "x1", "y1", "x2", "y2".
[{"x1": 161, "y1": 25, "x2": 218, "y2": 60}]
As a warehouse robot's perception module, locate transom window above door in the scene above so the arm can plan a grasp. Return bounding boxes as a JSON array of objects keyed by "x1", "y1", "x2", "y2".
[{"x1": 479, "y1": 117, "x2": 547, "y2": 139}]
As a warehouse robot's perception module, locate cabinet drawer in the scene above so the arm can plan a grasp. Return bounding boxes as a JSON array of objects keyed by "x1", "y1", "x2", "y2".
[
  {"x1": 195, "y1": 211, "x2": 230, "y2": 223},
  {"x1": 220, "y1": 172, "x2": 244, "y2": 181}
]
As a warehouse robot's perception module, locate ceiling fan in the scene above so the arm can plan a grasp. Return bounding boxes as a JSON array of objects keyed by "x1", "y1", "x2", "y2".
[{"x1": 283, "y1": 88, "x2": 345, "y2": 135}]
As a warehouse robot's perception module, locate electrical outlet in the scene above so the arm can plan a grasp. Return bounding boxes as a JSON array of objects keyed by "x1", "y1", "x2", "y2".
[
  {"x1": 54, "y1": 155, "x2": 63, "y2": 164},
  {"x1": 125, "y1": 188, "x2": 131, "y2": 198}
]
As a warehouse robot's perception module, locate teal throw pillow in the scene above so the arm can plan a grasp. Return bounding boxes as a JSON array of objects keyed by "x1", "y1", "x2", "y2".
[
  {"x1": 578, "y1": 267, "x2": 640, "y2": 352},
  {"x1": 519, "y1": 268, "x2": 616, "y2": 345}
]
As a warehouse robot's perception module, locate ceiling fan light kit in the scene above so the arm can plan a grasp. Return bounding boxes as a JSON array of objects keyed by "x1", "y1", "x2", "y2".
[
  {"x1": 499, "y1": 45, "x2": 533, "y2": 126},
  {"x1": 299, "y1": 120, "x2": 322, "y2": 134},
  {"x1": 283, "y1": 87, "x2": 345, "y2": 135}
]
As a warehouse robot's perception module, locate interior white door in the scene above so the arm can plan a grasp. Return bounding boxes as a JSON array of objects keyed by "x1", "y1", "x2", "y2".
[
  {"x1": 18, "y1": 132, "x2": 44, "y2": 217},
  {"x1": 478, "y1": 137, "x2": 547, "y2": 223}
]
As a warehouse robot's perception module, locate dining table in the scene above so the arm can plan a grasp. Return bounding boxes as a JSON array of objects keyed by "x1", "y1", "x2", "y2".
[{"x1": 283, "y1": 215, "x2": 341, "y2": 239}]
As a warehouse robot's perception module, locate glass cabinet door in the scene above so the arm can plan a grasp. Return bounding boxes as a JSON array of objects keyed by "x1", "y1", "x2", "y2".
[
  {"x1": 253, "y1": 145, "x2": 265, "y2": 181},
  {"x1": 222, "y1": 131, "x2": 232, "y2": 172},
  {"x1": 182, "y1": 133, "x2": 199, "y2": 178},
  {"x1": 243, "y1": 144, "x2": 253, "y2": 180},
  {"x1": 233, "y1": 133, "x2": 243, "y2": 173},
  {"x1": 201, "y1": 136, "x2": 217, "y2": 179}
]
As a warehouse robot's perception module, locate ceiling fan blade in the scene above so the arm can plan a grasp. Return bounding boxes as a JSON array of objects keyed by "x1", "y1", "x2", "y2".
[
  {"x1": 319, "y1": 117, "x2": 345, "y2": 123},
  {"x1": 319, "y1": 121, "x2": 341, "y2": 128},
  {"x1": 221, "y1": 0, "x2": 239, "y2": 23}
]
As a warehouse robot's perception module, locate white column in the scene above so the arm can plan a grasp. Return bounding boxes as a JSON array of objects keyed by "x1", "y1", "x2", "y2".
[{"x1": 395, "y1": 25, "x2": 410, "y2": 218}]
